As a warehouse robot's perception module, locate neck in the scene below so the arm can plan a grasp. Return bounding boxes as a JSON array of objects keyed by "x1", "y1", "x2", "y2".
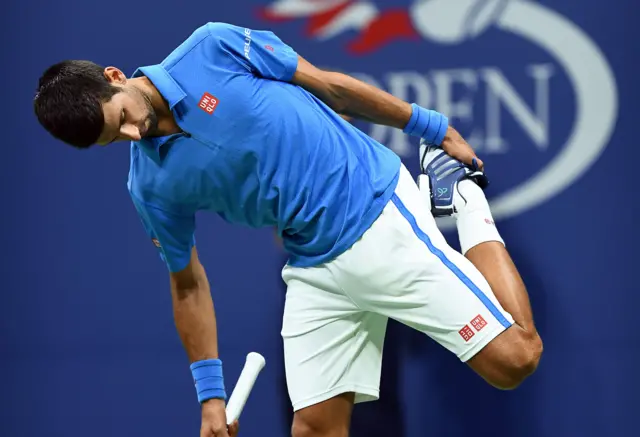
[{"x1": 130, "y1": 76, "x2": 182, "y2": 136}]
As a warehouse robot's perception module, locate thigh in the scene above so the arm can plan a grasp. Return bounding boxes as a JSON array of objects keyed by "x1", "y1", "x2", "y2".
[
  {"x1": 335, "y1": 165, "x2": 515, "y2": 362},
  {"x1": 281, "y1": 263, "x2": 388, "y2": 412}
]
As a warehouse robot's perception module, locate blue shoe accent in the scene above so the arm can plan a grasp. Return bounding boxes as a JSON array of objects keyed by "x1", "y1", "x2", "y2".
[{"x1": 420, "y1": 145, "x2": 489, "y2": 217}]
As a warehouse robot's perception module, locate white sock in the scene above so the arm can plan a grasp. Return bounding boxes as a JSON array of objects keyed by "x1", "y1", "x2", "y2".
[{"x1": 453, "y1": 180, "x2": 505, "y2": 255}]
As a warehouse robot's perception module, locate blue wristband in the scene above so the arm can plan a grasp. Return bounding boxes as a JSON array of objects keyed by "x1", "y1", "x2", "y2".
[
  {"x1": 403, "y1": 103, "x2": 449, "y2": 146},
  {"x1": 190, "y1": 359, "x2": 226, "y2": 403}
]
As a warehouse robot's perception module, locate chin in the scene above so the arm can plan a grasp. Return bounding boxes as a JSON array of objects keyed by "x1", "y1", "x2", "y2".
[{"x1": 147, "y1": 116, "x2": 159, "y2": 134}]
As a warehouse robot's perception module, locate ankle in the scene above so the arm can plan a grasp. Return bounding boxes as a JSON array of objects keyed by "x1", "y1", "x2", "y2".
[
  {"x1": 454, "y1": 181, "x2": 504, "y2": 254},
  {"x1": 453, "y1": 179, "x2": 490, "y2": 216}
]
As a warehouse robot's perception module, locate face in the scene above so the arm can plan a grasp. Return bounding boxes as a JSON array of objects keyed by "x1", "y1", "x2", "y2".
[{"x1": 96, "y1": 69, "x2": 159, "y2": 146}]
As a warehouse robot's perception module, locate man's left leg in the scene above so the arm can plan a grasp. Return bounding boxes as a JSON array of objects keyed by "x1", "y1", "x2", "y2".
[
  {"x1": 330, "y1": 163, "x2": 540, "y2": 390},
  {"x1": 419, "y1": 147, "x2": 542, "y2": 388},
  {"x1": 460, "y1": 228, "x2": 542, "y2": 389}
]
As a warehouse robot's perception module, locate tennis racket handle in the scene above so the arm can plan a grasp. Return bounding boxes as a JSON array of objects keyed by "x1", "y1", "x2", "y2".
[{"x1": 225, "y1": 352, "x2": 266, "y2": 424}]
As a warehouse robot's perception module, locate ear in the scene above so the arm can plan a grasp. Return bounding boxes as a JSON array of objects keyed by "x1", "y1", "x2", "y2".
[{"x1": 103, "y1": 67, "x2": 127, "y2": 85}]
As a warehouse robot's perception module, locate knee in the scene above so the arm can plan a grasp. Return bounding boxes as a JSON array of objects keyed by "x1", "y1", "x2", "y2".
[
  {"x1": 292, "y1": 413, "x2": 348, "y2": 437},
  {"x1": 291, "y1": 419, "x2": 313, "y2": 437},
  {"x1": 498, "y1": 332, "x2": 543, "y2": 390}
]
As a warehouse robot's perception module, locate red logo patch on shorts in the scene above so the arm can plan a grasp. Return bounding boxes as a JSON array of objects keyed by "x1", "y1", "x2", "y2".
[
  {"x1": 198, "y1": 92, "x2": 219, "y2": 115},
  {"x1": 459, "y1": 325, "x2": 475, "y2": 342},
  {"x1": 265, "y1": 45, "x2": 274, "y2": 52},
  {"x1": 471, "y1": 315, "x2": 488, "y2": 332}
]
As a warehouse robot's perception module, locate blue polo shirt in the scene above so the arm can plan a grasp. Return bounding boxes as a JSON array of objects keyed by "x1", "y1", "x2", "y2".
[{"x1": 128, "y1": 22, "x2": 401, "y2": 273}]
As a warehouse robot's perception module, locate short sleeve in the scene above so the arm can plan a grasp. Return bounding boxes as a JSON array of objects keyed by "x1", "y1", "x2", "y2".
[
  {"x1": 130, "y1": 194, "x2": 196, "y2": 273},
  {"x1": 206, "y1": 22, "x2": 299, "y2": 81}
]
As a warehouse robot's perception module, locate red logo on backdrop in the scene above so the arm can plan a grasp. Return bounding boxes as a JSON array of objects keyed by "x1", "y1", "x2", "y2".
[
  {"x1": 459, "y1": 325, "x2": 475, "y2": 342},
  {"x1": 198, "y1": 92, "x2": 219, "y2": 115},
  {"x1": 258, "y1": 0, "x2": 420, "y2": 55},
  {"x1": 471, "y1": 315, "x2": 487, "y2": 332}
]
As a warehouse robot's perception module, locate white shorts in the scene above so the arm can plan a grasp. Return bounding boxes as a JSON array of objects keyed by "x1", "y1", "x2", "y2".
[{"x1": 281, "y1": 164, "x2": 515, "y2": 411}]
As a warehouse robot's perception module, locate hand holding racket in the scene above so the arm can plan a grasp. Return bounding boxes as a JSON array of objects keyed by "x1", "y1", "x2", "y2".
[
  {"x1": 200, "y1": 352, "x2": 266, "y2": 436},
  {"x1": 200, "y1": 399, "x2": 238, "y2": 437}
]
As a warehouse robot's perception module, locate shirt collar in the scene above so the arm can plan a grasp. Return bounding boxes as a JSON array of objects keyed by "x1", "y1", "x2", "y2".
[
  {"x1": 130, "y1": 65, "x2": 188, "y2": 163},
  {"x1": 132, "y1": 64, "x2": 186, "y2": 109}
]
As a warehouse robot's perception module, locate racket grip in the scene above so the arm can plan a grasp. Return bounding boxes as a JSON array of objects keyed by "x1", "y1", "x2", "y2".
[{"x1": 225, "y1": 352, "x2": 266, "y2": 424}]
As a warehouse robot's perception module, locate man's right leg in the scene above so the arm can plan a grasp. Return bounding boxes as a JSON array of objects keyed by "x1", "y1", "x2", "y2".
[
  {"x1": 280, "y1": 263, "x2": 387, "y2": 437},
  {"x1": 292, "y1": 393, "x2": 355, "y2": 437}
]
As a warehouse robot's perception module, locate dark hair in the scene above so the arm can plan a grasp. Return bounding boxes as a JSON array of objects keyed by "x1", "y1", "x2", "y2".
[{"x1": 34, "y1": 60, "x2": 122, "y2": 148}]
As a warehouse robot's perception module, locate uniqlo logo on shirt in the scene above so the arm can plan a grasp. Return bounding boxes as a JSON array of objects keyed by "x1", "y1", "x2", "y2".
[
  {"x1": 471, "y1": 315, "x2": 488, "y2": 332},
  {"x1": 459, "y1": 325, "x2": 475, "y2": 342},
  {"x1": 198, "y1": 92, "x2": 219, "y2": 114}
]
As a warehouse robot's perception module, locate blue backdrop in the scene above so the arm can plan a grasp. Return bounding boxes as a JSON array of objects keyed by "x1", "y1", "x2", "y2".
[{"x1": 2, "y1": 1, "x2": 637, "y2": 436}]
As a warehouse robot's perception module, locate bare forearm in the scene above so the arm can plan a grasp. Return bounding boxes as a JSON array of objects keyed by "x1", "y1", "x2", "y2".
[
  {"x1": 292, "y1": 57, "x2": 451, "y2": 145},
  {"x1": 323, "y1": 72, "x2": 413, "y2": 128},
  {"x1": 171, "y1": 268, "x2": 219, "y2": 362}
]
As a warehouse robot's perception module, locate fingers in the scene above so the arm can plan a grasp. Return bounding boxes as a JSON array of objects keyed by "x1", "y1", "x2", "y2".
[
  {"x1": 201, "y1": 427, "x2": 226, "y2": 437},
  {"x1": 472, "y1": 157, "x2": 484, "y2": 171},
  {"x1": 201, "y1": 424, "x2": 231, "y2": 437},
  {"x1": 228, "y1": 420, "x2": 240, "y2": 436},
  {"x1": 215, "y1": 427, "x2": 230, "y2": 437}
]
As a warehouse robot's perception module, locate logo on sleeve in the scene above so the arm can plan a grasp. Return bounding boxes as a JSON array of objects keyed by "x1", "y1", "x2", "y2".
[
  {"x1": 198, "y1": 92, "x2": 219, "y2": 115},
  {"x1": 244, "y1": 28, "x2": 252, "y2": 60},
  {"x1": 152, "y1": 238, "x2": 161, "y2": 248}
]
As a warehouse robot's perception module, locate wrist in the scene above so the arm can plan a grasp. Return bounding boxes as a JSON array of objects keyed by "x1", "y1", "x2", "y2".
[
  {"x1": 190, "y1": 359, "x2": 227, "y2": 404},
  {"x1": 439, "y1": 126, "x2": 454, "y2": 145},
  {"x1": 202, "y1": 397, "x2": 226, "y2": 408},
  {"x1": 403, "y1": 103, "x2": 449, "y2": 146}
]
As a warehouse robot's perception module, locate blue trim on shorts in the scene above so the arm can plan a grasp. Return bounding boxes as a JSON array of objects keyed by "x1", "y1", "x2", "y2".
[{"x1": 391, "y1": 194, "x2": 512, "y2": 329}]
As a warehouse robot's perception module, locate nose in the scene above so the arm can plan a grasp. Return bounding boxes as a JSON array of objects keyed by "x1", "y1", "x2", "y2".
[{"x1": 120, "y1": 124, "x2": 142, "y2": 141}]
